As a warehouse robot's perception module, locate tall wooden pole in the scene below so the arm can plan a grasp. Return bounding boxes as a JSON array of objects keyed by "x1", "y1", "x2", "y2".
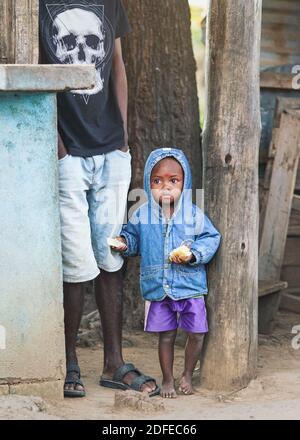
[{"x1": 201, "y1": 0, "x2": 262, "y2": 391}]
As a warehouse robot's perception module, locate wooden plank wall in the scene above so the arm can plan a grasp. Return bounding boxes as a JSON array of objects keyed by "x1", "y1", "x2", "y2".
[
  {"x1": 0, "y1": 0, "x2": 39, "y2": 64},
  {"x1": 201, "y1": 0, "x2": 300, "y2": 69},
  {"x1": 261, "y1": 0, "x2": 300, "y2": 68},
  {"x1": 260, "y1": 92, "x2": 300, "y2": 296},
  {"x1": 260, "y1": 1, "x2": 300, "y2": 296}
]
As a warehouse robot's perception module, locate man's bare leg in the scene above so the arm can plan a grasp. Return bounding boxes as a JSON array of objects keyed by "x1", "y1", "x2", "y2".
[
  {"x1": 95, "y1": 267, "x2": 156, "y2": 393},
  {"x1": 63, "y1": 282, "x2": 85, "y2": 393}
]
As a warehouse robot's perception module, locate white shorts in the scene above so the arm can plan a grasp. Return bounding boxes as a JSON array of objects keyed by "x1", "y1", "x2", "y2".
[{"x1": 58, "y1": 148, "x2": 132, "y2": 283}]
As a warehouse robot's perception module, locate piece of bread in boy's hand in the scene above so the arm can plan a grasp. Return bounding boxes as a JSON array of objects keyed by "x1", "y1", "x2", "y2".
[
  {"x1": 107, "y1": 237, "x2": 127, "y2": 251},
  {"x1": 169, "y1": 245, "x2": 192, "y2": 263}
]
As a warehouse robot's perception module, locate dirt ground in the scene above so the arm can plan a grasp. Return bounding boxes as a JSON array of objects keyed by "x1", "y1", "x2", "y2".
[{"x1": 1, "y1": 310, "x2": 300, "y2": 420}]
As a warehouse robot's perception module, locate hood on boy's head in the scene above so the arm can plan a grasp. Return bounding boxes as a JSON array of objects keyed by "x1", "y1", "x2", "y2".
[{"x1": 143, "y1": 148, "x2": 192, "y2": 200}]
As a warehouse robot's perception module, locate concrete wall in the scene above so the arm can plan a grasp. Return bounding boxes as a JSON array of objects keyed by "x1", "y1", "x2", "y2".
[{"x1": 0, "y1": 92, "x2": 65, "y2": 399}]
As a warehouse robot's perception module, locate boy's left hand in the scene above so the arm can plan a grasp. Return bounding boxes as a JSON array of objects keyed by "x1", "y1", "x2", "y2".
[{"x1": 171, "y1": 253, "x2": 195, "y2": 264}]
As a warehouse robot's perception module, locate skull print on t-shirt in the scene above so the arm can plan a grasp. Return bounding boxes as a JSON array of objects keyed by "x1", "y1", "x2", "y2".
[
  {"x1": 52, "y1": 8, "x2": 106, "y2": 95},
  {"x1": 43, "y1": 3, "x2": 115, "y2": 101},
  {"x1": 40, "y1": 0, "x2": 131, "y2": 156}
]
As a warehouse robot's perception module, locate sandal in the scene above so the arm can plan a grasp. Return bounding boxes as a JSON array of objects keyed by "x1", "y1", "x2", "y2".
[
  {"x1": 99, "y1": 363, "x2": 160, "y2": 397},
  {"x1": 64, "y1": 363, "x2": 86, "y2": 398}
]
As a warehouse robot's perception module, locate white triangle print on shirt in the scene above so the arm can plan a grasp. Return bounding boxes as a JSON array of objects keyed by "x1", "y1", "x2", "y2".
[{"x1": 46, "y1": 3, "x2": 112, "y2": 104}]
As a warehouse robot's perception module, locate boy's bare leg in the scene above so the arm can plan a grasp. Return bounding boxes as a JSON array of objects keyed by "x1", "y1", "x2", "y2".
[
  {"x1": 159, "y1": 330, "x2": 177, "y2": 398},
  {"x1": 179, "y1": 332, "x2": 204, "y2": 395},
  {"x1": 95, "y1": 268, "x2": 156, "y2": 393},
  {"x1": 63, "y1": 282, "x2": 85, "y2": 393}
]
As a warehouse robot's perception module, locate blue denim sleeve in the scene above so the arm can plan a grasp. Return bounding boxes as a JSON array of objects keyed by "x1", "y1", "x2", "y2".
[
  {"x1": 120, "y1": 210, "x2": 140, "y2": 257},
  {"x1": 189, "y1": 214, "x2": 221, "y2": 266}
]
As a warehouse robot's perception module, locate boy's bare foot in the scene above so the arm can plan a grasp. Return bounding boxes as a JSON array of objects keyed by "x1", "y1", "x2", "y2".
[
  {"x1": 179, "y1": 374, "x2": 194, "y2": 395},
  {"x1": 160, "y1": 379, "x2": 177, "y2": 398}
]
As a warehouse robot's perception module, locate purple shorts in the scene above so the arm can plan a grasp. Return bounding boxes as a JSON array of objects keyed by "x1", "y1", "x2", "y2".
[{"x1": 144, "y1": 296, "x2": 208, "y2": 334}]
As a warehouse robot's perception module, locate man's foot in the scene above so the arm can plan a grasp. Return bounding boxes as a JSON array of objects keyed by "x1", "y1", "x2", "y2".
[
  {"x1": 118, "y1": 370, "x2": 156, "y2": 394},
  {"x1": 178, "y1": 374, "x2": 194, "y2": 395},
  {"x1": 64, "y1": 363, "x2": 86, "y2": 398},
  {"x1": 100, "y1": 363, "x2": 159, "y2": 396},
  {"x1": 64, "y1": 374, "x2": 85, "y2": 394},
  {"x1": 160, "y1": 379, "x2": 177, "y2": 398}
]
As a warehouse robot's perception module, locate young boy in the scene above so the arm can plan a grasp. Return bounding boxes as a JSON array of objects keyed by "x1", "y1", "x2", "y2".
[{"x1": 111, "y1": 148, "x2": 221, "y2": 398}]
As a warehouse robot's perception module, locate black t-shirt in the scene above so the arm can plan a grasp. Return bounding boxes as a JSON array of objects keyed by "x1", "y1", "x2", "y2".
[{"x1": 39, "y1": 0, "x2": 131, "y2": 156}]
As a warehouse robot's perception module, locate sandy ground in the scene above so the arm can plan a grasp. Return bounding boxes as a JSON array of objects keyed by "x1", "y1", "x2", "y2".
[{"x1": 1, "y1": 310, "x2": 300, "y2": 420}]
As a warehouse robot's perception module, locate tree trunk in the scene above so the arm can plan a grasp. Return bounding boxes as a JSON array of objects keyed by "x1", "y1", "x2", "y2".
[
  {"x1": 200, "y1": 0, "x2": 262, "y2": 391},
  {"x1": 0, "y1": 0, "x2": 39, "y2": 64},
  {"x1": 121, "y1": 0, "x2": 201, "y2": 328}
]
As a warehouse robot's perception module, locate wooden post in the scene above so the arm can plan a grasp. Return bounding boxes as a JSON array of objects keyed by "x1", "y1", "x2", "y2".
[
  {"x1": 0, "y1": 1, "x2": 14, "y2": 63},
  {"x1": 201, "y1": 0, "x2": 262, "y2": 391},
  {"x1": 0, "y1": 0, "x2": 39, "y2": 64}
]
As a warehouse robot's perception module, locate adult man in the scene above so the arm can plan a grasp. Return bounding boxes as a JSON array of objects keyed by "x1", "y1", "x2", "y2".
[{"x1": 39, "y1": 0, "x2": 159, "y2": 397}]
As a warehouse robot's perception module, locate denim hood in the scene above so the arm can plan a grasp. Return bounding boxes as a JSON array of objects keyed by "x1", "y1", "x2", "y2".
[{"x1": 143, "y1": 147, "x2": 193, "y2": 222}]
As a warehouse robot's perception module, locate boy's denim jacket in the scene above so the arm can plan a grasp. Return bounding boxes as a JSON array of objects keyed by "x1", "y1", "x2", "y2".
[{"x1": 120, "y1": 148, "x2": 221, "y2": 302}]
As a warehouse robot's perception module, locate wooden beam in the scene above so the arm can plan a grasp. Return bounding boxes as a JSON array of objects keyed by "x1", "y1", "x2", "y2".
[
  {"x1": 258, "y1": 280, "x2": 288, "y2": 298},
  {"x1": 260, "y1": 72, "x2": 300, "y2": 90},
  {"x1": 201, "y1": 0, "x2": 262, "y2": 391}
]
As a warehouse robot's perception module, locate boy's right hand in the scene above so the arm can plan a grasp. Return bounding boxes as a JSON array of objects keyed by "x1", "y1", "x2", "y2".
[{"x1": 107, "y1": 236, "x2": 128, "y2": 252}]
